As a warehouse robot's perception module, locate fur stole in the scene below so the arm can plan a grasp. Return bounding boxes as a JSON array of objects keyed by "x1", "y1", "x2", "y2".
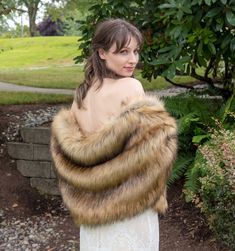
[{"x1": 50, "y1": 95, "x2": 177, "y2": 226}]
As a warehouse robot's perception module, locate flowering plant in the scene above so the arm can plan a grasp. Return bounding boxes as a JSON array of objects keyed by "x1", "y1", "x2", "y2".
[{"x1": 184, "y1": 118, "x2": 235, "y2": 248}]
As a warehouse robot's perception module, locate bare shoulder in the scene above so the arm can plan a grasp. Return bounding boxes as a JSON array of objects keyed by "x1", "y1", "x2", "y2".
[
  {"x1": 111, "y1": 77, "x2": 145, "y2": 107},
  {"x1": 113, "y1": 77, "x2": 145, "y2": 99},
  {"x1": 116, "y1": 77, "x2": 144, "y2": 93}
]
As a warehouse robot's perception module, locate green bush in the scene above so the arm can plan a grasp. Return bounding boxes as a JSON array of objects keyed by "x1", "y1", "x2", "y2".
[
  {"x1": 164, "y1": 92, "x2": 223, "y2": 184},
  {"x1": 184, "y1": 121, "x2": 235, "y2": 249}
]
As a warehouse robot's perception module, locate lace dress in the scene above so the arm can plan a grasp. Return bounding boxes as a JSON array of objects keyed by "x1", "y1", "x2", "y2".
[{"x1": 80, "y1": 209, "x2": 159, "y2": 251}]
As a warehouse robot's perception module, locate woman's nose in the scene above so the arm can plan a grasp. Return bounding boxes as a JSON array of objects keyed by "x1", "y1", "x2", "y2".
[{"x1": 128, "y1": 52, "x2": 138, "y2": 64}]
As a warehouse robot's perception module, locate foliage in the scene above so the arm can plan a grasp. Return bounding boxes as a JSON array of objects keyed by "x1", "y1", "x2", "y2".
[
  {"x1": 1, "y1": 0, "x2": 64, "y2": 37},
  {"x1": 164, "y1": 92, "x2": 224, "y2": 184},
  {"x1": 1, "y1": 24, "x2": 30, "y2": 38},
  {"x1": 0, "y1": 16, "x2": 11, "y2": 35},
  {"x1": 76, "y1": 0, "x2": 235, "y2": 97},
  {"x1": 154, "y1": 0, "x2": 235, "y2": 97},
  {"x1": 165, "y1": 93, "x2": 235, "y2": 247},
  {"x1": 37, "y1": 16, "x2": 64, "y2": 36},
  {"x1": 184, "y1": 119, "x2": 235, "y2": 249},
  {"x1": 44, "y1": 0, "x2": 97, "y2": 36},
  {"x1": 0, "y1": 0, "x2": 19, "y2": 15},
  {"x1": 74, "y1": 0, "x2": 139, "y2": 64}
]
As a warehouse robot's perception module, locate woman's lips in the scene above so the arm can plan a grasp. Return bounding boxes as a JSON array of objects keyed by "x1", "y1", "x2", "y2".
[{"x1": 124, "y1": 67, "x2": 134, "y2": 72}]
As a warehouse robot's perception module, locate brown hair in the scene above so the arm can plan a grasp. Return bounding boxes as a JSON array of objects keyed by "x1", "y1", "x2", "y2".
[{"x1": 74, "y1": 18, "x2": 143, "y2": 109}]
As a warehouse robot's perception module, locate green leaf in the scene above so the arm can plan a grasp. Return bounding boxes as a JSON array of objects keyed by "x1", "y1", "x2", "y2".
[
  {"x1": 169, "y1": 26, "x2": 182, "y2": 39},
  {"x1": 177, "y1": 56, "x2": 191, "y2": 64},
  {"x1": 220, "y1": 0, "x2": 227, "y2": 4},
  {"x1": 205, "y1": 7, "x2": 222, "y2": 18},
  {"x1": 205, "y1": 0, "x2": 212, "y2": 5},
  {"x1": 208, "y1": 42, "x2": 216, "y2": 55},
  {"x1": 158, "y1": 45, "x2": 175, "y2": 53},
  {"x1": 221, "y1": 94, "x2": 234, "y2": 123},
  {"x1": 168, "y1": 154, "x2": 194, "y2": 185},
  {"x1": 192, "y1": 134, "x2": 210, "y2": 144},
  {"x1": 226, "y1": 10, "x2": 235, "y2": 26},
  {"x1": 187, "y1": 34, "x2": 196, "y2": 43},
  {"x1": 162, "y1": 64, "x2": 176, "y2": 79},
  {"x1": 192, "y1": 0, "x2": 200, "y2": 5},
  {"x1": 159, "y1": 3, "x2": 176, "y2": 9},
  {"x1": 182, "y1": 6, "x2": 192, "y2": 14},
  {"x1": 177, "y1": 9, "x2": 184, "y2": 20},
  {"x1": 197, "y1": 54, "x2": 207, "y2": 67},
  {"x1": 230, "y1": 38, "x2": 235, "y2": 52},
  {"x1": 197, "y1": 41, "x2": 203, "y2": 56},
  {"x1": 149, "y1": 57, "x2": 171, "y2": 65},
  {"x1": 221, "y1": 34, "x2": 231, "y2": 49}
]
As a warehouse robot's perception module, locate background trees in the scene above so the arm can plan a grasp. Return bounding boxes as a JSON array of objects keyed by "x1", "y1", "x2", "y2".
[
  {"x1": 0, "y1": 0, "x2": 97, "y2": 37},
  {"x1": 76, "y1": 0, "x2": 235, "y2": 97},
  {"x1": 18, "y1": 0, "x2": 41, "y2": 36}
]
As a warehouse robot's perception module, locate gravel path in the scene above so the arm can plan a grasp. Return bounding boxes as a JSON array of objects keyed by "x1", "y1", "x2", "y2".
[{"x1": 0, "y1": 211, "x2": 78, "y2": 251}]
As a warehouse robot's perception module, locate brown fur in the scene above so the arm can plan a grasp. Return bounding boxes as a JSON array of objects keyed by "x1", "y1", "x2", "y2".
[{"x1": 50, "y1": 96, "x2": 177, "y2": 226}]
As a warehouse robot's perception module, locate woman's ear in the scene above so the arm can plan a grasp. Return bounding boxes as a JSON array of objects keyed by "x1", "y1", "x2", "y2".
[{"x1": 98, "y1": 48, "x2": 106, "y2": 60}]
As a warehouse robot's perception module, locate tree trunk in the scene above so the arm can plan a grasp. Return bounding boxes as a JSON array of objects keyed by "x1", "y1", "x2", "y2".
[{"x1": 23, "y1": 0, "x2": 40, "y2": 37}]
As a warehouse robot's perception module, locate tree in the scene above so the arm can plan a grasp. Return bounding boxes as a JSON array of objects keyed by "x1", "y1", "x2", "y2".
[
  {"x1": 1, "y1": 0, "x2": 64, "y2": 37},
  {"x1": 17, "y1": 0, "x2": 41, "y2": 36},
  {"x1": 38, "y1": 16, "x2": 64, "y2": 36},
  {"x1": 0, "y1": 0, "x2": 24, "y2": 15},
  {"x1": 75, "y1": 0, "x2": 235, "y2": 98},
  {"x1": 54, "y1": 0, "x2": 98, "y2": 36}
]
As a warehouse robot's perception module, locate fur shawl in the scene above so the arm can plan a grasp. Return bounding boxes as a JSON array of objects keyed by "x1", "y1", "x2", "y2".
[{"x1": 50, "y1": 95, "x2": 177, "y2": 226}]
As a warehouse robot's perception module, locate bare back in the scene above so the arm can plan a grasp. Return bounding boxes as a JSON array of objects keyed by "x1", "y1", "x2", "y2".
[{"x1": 71, "y1": 77, "x2": 145, "y2": 135}]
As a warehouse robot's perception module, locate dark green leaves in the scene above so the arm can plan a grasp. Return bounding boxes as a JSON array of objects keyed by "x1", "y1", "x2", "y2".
[{"x1": 226, "y1": 10, "x2": 235, "y2": 26}]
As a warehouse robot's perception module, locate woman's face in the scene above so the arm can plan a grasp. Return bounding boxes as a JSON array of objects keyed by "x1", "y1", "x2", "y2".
[{"x1": 99, "y1": 36, "x2": 140, "y2": 77}]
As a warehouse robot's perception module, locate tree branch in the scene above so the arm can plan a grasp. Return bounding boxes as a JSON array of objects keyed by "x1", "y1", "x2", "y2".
[
  {"x1": 191, "y1": 68, "x2": 214, "y2": 87},
  {"x1": 204, "y1": 57, "x2": 215, "y2": 79},
  {"x1": 164, "y1": 78, "x2": 194, "y2": 89}
]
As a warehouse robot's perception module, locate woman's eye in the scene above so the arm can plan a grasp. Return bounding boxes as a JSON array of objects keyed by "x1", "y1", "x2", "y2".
[
  {"x1": 120, "y1": 50, "x2": 128, "y2": 54},
  {"x1": 134, "y1": 50, "x2": 139, "y2": 55}
]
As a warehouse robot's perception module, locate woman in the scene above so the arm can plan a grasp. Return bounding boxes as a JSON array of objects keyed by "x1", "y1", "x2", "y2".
[{"x1": 51, "y1": 19, "x2": 177, "y2": 251}]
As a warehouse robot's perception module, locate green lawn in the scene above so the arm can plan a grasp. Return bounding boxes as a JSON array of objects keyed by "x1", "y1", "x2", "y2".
[
  {"x1": 0, "y1": 91, "x2": 73, "y2": 105},
  {"x1": 0, "y1": 66, "x2": 196, "y2": 90},
  {"x1": 0, "y1": 36, "x2": 80, "y2": 68},
  {"x1": 0, "y1": 66, "x2": 83, "y2": 89}
]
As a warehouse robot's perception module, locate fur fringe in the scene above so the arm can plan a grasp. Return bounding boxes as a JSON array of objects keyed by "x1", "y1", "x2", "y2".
[{"x1": 51, "y1": 95, "x2": 177, "y2": 226}]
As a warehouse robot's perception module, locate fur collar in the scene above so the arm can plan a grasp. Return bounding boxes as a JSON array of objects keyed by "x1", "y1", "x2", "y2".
[{"x1": 51, "y1": 95, "x2": 177, "y2": 226}]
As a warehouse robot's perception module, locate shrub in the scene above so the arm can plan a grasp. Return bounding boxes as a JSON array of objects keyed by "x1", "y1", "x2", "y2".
[
  {"x1": 184, "y1": 121, "x2": 235, "y2": 249},
  {"x1": 37, "y1": 16, "x2": 64, "y2": 36}
]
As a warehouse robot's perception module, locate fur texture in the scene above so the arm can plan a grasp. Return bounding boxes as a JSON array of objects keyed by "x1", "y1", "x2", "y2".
[{"x1": 51, "y1": 95, "x2": 177, "y2": 226}]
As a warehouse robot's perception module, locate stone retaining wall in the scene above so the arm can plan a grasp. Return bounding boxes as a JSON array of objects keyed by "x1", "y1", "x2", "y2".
[{"x1": 7, "y1": 127, "x2": 59, "y2": 195}]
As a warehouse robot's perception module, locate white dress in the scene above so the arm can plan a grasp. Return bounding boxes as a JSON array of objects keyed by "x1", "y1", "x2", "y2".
[{"x1": 80, "y1": 210, "x2": 159, "y2": 251}]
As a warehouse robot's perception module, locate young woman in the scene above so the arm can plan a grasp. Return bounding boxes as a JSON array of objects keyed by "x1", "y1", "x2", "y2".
[{"x1": 51, "y1": 19, "x2": 177, "y2": 251}]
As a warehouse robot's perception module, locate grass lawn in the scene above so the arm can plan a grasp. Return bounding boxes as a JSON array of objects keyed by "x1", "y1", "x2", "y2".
[
  {"x1": 0, "y1": 66, "x2": 196, "y2": 90},
  {"x1": 0, "y1": 66, "x2": 83, "y2": 89},
  {"x1": 0, "y1": 36, "x2": 80, "y2": 68},
  {"x1": 0, "y1": 91, "x2": 73, "y2": 105}
]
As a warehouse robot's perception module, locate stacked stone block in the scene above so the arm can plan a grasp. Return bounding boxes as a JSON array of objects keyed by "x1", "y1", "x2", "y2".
[{"x1": 7, "y1": 127, "x2": 59, "y2": 195}]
